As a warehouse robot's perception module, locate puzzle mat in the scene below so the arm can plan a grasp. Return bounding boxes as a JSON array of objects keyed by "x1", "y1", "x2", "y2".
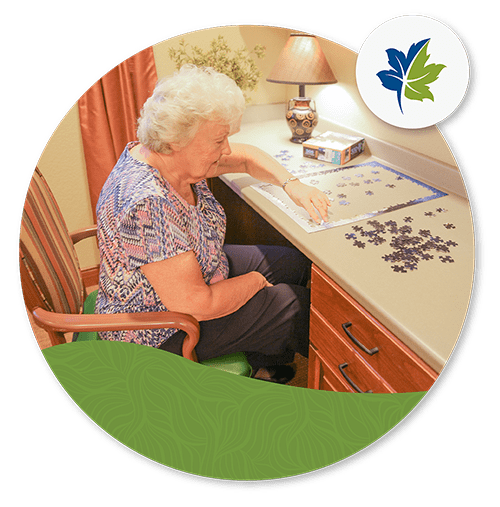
[{"x1": 252, "y1": 156, "x2": 448, "y2": 233}]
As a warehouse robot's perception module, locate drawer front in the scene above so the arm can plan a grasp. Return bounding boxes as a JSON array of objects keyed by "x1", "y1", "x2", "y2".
[
  {"x1": 308, "y1": 345, "x2": 353, "y2": 392},
  {"x1": 311, "y1": 265, "x2": 437, "y2": 392},
  {"x1": 310, "y1": 309, "x2": 394, "y2": 394}
]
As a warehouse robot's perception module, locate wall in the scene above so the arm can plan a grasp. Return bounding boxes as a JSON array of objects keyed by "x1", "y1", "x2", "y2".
[{"x1": 35, "y1": 25, "x2": 457, "y2": 268}]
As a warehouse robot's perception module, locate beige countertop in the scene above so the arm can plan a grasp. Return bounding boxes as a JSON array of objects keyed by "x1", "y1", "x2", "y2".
[{"x1": 224, "y1": 115, "x2": 474, "y2": 372}]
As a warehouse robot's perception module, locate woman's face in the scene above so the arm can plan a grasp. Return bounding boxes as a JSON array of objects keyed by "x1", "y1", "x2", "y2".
[{"x1": 174, "y1": 120, "x2": 238, "y2": 182}]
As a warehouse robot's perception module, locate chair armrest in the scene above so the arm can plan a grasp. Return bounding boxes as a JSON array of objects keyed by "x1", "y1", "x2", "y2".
[
  {"x1": 32, "y1": 307, "x2": 200, "y2": 361},
  {"x1": 70, "y1": 225, "x2": 97, "y2": 244},
  {"x1": 68, "y1": 226, "x2": 99, "y2": 287}
]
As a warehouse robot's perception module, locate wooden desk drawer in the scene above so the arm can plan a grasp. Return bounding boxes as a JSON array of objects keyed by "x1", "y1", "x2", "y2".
[
  {"x1": 310, "y1": 309, "x2": 394, "y2": 394},
  {"x1": 311, "y1": 265, "x2": 438, "y2": 392},
  {"x1": 308, "y1": 345, "x2": 352, "y2": 392}
]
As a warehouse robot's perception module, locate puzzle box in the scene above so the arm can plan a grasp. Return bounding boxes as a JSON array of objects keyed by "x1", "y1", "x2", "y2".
[{"x1": 303, "y1": 131, "x2": 365, "y2": 165}]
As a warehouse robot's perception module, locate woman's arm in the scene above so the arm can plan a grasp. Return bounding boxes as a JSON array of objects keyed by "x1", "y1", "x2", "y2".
[
  {"x1": 216, "y1": 143, "x2": 331, "y2": 224},
  {"x1": 141, "y1": 251, "x2": 272, "y2": 322},
  {"x1": 217, "y1": 143, "x2": 296, "y2": 185}
]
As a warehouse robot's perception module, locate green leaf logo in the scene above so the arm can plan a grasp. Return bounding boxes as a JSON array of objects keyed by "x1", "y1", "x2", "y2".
[
  {"x1": 405, "y1": 40, "x2": 446, "y2": 102},
  {"x1": 377, "y1": 38, "x2": 446, "y2": 113}
]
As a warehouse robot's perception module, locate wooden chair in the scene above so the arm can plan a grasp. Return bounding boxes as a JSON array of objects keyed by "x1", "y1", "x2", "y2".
[{"x1": 20, "y1": 168, "x2": 252, "y2": 377}]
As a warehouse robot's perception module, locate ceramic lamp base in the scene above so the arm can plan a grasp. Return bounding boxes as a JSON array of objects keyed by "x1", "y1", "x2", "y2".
[{"x1": 286, "y1": 97, "x2": 318, "y2": 144}]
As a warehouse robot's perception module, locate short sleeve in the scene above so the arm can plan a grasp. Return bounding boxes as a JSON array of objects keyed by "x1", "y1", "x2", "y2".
[{"x1": 118, "y1": 196, "x2": 191, "y2": 270}]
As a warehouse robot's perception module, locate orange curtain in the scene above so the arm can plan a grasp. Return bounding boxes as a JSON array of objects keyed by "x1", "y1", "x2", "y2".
[{"x1": 78, "y1": 47, "x2": 158, "y2": 220}]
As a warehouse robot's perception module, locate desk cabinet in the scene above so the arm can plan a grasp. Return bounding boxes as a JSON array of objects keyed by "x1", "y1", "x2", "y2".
[
  {"x1": 308, "y1": 265, "x2": 438, "y2": 393},
  {"x1": 210, "y1": 176, "x2": 440, "y2": 392}
]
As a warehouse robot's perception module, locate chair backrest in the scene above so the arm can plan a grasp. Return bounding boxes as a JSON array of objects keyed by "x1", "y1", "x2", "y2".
[{"x1": 20, "y1": 168, "x2": 85, "y2": 315}]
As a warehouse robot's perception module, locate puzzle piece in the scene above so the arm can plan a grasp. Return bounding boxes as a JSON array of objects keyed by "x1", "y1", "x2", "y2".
[
  {"x1": 344, "y1": 216, "x2": 458, "y2": 273},
  {"x1": 439, "y1": 255, "x2": 454, "y2": 263}
]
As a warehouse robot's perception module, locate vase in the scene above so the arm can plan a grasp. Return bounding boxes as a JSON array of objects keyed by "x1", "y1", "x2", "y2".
[{"x1": 286, "y1": 97, "x2": 318, "y2": 144}]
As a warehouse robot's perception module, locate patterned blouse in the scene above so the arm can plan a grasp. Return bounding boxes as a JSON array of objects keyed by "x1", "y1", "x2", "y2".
[{"x1": 95, "y1": 142, "x2": 229, "y2": 347}]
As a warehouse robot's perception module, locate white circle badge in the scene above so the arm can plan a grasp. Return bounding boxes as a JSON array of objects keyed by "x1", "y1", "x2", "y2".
[{"x1": 356, "y1": 15, "x2": 470, "y2": 129}]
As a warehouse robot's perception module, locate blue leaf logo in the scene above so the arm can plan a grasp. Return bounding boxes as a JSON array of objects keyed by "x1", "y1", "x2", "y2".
[{"x1": 377, "y1": 38, "x2": 446, "y2": 114}]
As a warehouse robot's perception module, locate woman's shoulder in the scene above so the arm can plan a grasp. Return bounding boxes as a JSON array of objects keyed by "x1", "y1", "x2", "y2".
[{"x1": 98, "y1": 146, "x2": 168, "y2": 215}]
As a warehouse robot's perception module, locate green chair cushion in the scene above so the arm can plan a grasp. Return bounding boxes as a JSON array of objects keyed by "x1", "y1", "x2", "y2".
[
  {"x1": 75, "y1": 290, "x2": 251, "y2": 376},
  {"x1": 201, "y1": 352, "x2": 252, "y2": 377},
  {"x1": 73, "y1": 289, "x2": 100, "y2": 342}
]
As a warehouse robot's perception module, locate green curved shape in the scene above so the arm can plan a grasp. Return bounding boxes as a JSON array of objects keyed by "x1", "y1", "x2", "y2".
[
  {"x1": 405, "y1": 40, "x2": 446, "y2": 103},
  {"x1": 43, "y1": 340, "x2": 427, "y2": 480}
]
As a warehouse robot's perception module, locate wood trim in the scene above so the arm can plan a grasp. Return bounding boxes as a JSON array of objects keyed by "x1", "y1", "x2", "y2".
[
  {"x1": 81, "y1": 266, "x2": 99, "y2": 290},
  {"x1": 70, "y1": 225, "x2": 97, "y2": 244}
]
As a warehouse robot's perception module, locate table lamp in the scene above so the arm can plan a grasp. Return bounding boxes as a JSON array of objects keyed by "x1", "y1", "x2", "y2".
[{"x1": 267, "y1": 33, "x2": 336, "y2": 143}]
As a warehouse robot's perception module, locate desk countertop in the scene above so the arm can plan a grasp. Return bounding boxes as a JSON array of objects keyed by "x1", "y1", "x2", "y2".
[{"x1": 224, "y1": 116, "x2": 474, "y2": 372}]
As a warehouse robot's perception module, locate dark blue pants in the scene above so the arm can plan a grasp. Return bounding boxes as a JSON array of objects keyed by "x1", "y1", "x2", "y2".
[{"x1": 159, "y1": 245, "x2": 311, "y2": 369}]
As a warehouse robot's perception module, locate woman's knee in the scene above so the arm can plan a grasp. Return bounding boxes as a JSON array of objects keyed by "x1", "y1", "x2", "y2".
[
  {"x1": 269, "y1": 284, "x2": 310, "y2": 355},
  {"x1": 261, "y1": 246, "x2": 311, "y2": 286},
  {"x1": 268, "y1": 283, "x2": 310, "y2": 322}
]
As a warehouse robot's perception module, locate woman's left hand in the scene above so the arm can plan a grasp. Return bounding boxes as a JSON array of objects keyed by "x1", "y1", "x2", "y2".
[{"x1": 284, "y1": 180, "x2": 331, "y2": 224}]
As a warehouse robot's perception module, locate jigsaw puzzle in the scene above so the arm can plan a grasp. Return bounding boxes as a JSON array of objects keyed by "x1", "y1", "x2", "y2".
[{"x1": 252, "y1": 155, "x2": 447, "y2": 233}]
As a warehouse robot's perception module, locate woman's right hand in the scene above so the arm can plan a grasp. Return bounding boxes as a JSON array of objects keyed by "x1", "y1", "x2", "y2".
[{"x1": 252, "y1": 271, "x2": 273, "y2": 290}]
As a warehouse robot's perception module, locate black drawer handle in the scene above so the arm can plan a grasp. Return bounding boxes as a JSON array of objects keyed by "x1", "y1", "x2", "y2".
[
  {"x1": 339, "y1": 363, "x2": 373, "y2": 393},
  {"x1": 342, "y1": 322, "x2": 379, "y2": 356}
]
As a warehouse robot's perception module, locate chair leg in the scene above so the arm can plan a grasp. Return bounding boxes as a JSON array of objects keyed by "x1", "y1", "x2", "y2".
[{"x1": 48, "y1": 329, "x2": 67, "y2": 346}]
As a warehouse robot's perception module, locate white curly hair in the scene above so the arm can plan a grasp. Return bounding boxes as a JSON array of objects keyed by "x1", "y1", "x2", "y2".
[{"x1": 137, "y1": 64, "x2": 246, "y2": 154}]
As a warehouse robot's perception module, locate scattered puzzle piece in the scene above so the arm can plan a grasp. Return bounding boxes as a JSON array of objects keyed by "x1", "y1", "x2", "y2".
[
  {"x1": 344, "y1": 216, "x2": 458, "y2": 273},
  {"x1": 439, "y1": 255, "x2": 454, "y2": 263}
]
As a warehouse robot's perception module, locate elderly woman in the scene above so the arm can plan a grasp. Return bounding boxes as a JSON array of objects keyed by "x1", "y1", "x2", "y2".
[{"x1": 96, "y1": 64, "x2": 330, "y2": 383}]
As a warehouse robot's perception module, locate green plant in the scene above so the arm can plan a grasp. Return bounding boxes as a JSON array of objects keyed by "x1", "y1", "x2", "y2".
[{"x1": 168, "y1": 35, "x2": 266, "y2": 102}]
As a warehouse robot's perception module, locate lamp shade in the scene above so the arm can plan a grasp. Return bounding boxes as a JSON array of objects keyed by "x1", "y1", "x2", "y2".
[{"x1": 267, "y1": 34, "x2": 336, "y2": 86}]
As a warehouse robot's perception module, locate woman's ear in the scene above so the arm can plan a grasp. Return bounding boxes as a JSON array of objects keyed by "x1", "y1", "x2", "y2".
[{"x1": 229, "y1": 115, "x2": 243, "y2": 136}]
